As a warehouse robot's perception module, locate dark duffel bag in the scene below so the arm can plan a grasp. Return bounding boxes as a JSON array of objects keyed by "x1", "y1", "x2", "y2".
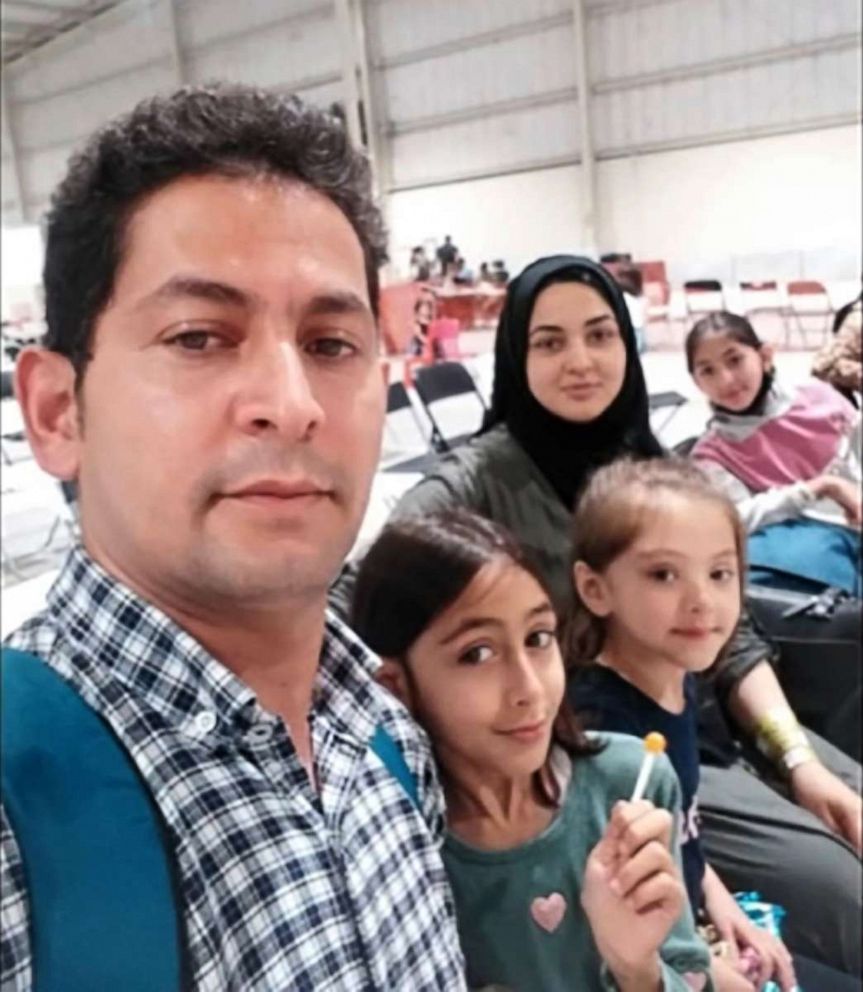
[{"x1": 745, "y1": 585, "x2": 861, "y2": 762}]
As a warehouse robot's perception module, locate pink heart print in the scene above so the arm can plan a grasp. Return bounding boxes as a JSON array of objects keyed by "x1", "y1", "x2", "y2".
[
  {"x1": 530, "y1": 892, "x2": 567, "y2": 932},
  {"x1": 683, "y1": 973, "x2": 708, "y2": 991}
]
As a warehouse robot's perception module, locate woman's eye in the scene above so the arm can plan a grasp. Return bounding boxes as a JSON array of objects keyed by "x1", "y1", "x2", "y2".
[
  {"x1": 307, "y1": 337, "x2": 359, "y2": 359},
  {"x1": 527, "y1": 629, "x2": 556, "y2": 649},
  {"x1": 728, "y1": 356, "x2": 741, "y2": 367},
  {"x1": 531, "y1": 336, "x2": 562, "y2": 352},
  {"x1": 167, "y1": 330, "x2": 228, "y2": 352},
  {"x1": 459, "y1": 644, "x2": 493, "y2": 666},
  {"x1": 711, "y1": 567, "x2": 736, "y2": 582}
]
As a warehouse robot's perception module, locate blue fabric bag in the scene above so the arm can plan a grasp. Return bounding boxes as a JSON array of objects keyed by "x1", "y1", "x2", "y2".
[{"x1": 747, "y1": 518, "x2": 861, "y2": 597}]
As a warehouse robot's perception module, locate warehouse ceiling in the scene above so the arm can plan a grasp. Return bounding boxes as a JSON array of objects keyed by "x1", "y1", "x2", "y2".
[{"x1": 2, "y1": 0, "x2": 121, "y2": 65}]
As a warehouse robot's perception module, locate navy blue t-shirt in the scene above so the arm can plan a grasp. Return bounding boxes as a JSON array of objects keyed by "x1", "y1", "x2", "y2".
[{"x1": 569, "y1": 666, "x2": 705, "y2": 911}]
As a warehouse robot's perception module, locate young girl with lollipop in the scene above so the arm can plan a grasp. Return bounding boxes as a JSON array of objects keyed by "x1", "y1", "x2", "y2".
[
  {"x1": 350, "y1": 509, "x2": 712, "y2": 992},
  {"x1": 567, "y1": 458, "x2": 857, "y2": 992}
]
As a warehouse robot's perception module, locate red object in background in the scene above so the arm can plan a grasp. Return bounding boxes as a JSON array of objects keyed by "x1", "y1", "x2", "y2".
[
  {"x1": 379, "y1": 282, "x2": 426, "y2": 355},
  {"x1": 428, "y1": 318, "x2": 462, "y2": 359}
]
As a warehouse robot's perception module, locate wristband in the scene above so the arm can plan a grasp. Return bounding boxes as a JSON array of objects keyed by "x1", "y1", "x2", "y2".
[{"x1": 754, "y1": 708, "x2": 816, "y2": 776}]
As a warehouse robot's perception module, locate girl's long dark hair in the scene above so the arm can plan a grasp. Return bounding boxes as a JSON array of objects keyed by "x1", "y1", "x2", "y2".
[{"x1": 351, "y1": 509, "x2": 601, "y2": 807}]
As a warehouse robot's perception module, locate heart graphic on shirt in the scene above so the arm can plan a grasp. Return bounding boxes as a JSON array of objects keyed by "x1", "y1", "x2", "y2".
[
  {"x1": 683, "y1": 972, "x2": 708, "y2": 991},
  {"x1": 530, "y1": 892, "x2": 567, "y2": 932}
]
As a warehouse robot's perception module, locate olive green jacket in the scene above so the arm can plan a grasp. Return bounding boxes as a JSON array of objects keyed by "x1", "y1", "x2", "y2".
[{"x1": 330, "y1": 424, "x2": 773, "y2": 707}]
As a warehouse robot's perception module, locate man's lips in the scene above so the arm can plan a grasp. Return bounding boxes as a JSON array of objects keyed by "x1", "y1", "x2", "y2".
[{"x1": 222, "y1": 479, "x2": 333, "y2": 501}]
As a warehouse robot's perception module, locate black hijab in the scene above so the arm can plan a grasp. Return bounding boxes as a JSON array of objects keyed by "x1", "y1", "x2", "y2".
[{"x1": 481, "y1": 255, "x2": 662, "y2": 508}]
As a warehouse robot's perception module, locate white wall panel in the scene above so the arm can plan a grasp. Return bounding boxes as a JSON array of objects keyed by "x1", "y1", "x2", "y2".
[
  {"x1": 371, "y1": 0, "x2": 570, "y2": 65},
  {"x1": 592, "y1": 47, "x2": 860, "y2": 153},
  {"x1": 390, "y1": 99, "x2": 579, "y2": 188},
  {"x1": 596, "y1": 124, "x2": 862, "y2": 275},
  {"x1": 7, "y1": 1, "x2": 172, "y2": 104},
  {"x1": 14, "y1": 62, "x2": 176, "y2": 153},
  {"x1": 384, "y1": 24, "x2": 575, "y2": 125},
  {"x1": 588, "y1": 0, "x2": 860, "y2": 78},
  {"x1": 176, "y1": 0, "x2": 331, "y2": 51},
  {"x1": 387, "y1": 162, "x2": 587, "y2": 280},
  {"x1": 183, "y1": 10, "x2": 340, "y2": 90}
]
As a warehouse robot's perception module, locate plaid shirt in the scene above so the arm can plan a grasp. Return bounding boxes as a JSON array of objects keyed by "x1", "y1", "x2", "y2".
[{"x1": 1, "y1": 547, "x2": 466, "y2": 991}]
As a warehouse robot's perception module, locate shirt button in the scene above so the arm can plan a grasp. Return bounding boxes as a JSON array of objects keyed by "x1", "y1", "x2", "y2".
[
  {"x1": 248, "y1": 723, "x2": 274, "y2": 744},
  {"x1": 194, "y1": 711, "x2": 218, "y2": 736}
]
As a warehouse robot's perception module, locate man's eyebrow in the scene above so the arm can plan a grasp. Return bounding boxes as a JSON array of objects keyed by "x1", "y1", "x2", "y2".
[
  {"x1": 303, "y1": 291, "x2": 372, "y2": 320},
  {"x1": 138, "y1": 275, "x2": 257, "y2": 310}
]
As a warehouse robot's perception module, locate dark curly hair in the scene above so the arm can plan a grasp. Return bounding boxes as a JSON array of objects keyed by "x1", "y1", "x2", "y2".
[{"x1": 42, "y1": 82, "x2": 388, "y2": 379}]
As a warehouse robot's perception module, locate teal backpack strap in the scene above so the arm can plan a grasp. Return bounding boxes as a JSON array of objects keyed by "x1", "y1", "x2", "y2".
[
  {"x1": 370, "y1": 723, "x2": 420, "y2": 811},
  {"x1": 1, "y1": 647, "x2": 183, "y2": 992}
]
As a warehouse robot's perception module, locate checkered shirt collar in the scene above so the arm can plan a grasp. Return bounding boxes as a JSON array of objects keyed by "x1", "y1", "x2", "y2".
[{"x1": 44, "y1": 545, "x2": 383, "y2": 748}]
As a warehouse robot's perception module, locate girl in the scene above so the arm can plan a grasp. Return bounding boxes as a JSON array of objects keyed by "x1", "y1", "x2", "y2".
[
  {"x1": 567, "y1": 457, "x2": 858, "y2": 992},
  {"x1": 685, "y1": 311, "x2": 861, "y2": 596},
  {"x1": 350, "y1": 509, "x2": 713, "y2": 992}
]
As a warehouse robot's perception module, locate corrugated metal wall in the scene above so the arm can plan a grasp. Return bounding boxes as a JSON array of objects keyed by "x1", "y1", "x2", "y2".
[{"x1": 1, "y1": 0, "x2": 860, "y2": 222}]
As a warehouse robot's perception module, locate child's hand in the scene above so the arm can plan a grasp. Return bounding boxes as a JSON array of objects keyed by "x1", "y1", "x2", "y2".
[
  {"x1": 704, "y1": 880, "x2": 796, "y2": 992},
  {"x1": 809, "y1": 474, "x2": 862, "y2": 528},
  {"x1": 582, "y1": 800, "x2": 685, "y2": 987},
  {"x1": 711, "y1": 954, "x2": 755, "y2": 991}
]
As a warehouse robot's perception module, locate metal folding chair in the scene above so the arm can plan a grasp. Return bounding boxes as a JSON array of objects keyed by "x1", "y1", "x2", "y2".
[{"x1": 413, "y1": 361, "x2": 487, "y2": 453}]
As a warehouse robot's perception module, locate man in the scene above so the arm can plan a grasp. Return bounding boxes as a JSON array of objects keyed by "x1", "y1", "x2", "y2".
[
  {"x1": 436, "y1": 235, "x2": 458, "y2": 278},
  {"x1": 1, "y1": 84, "x2": 465, "y2": 990}
]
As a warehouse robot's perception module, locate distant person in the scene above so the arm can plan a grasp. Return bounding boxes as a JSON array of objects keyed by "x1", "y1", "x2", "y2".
[
  {"x1": 451, "y1": 256, "x2": 474, "y2": 286},
  {"x1": 436, "y1": 235, "x2": 458, "y2": 277},
  {"x1": 812, "y1": 288, "x2": 861, "y2": 408},
  {"x1": 615, "y1": 263, "x2": 647, "y2": 354},
  {"x1": 477, "y1": 262, "x2": 493, "y2": 285},
  {"x1": 410, "y1": 245, "x2": 432, "y2": 282},
  {"x1": 491, "y1": 259, "x2": 509, "y2": 285},
  {"x1": 409, "y1": 292, "x2": 443, "y2": 362},
  {"x1": 686, "y1": 311, "x2": 861, "y2": 596},
  {"x1": 1, "y1": 84, "x2": 466, "y2": 990}
]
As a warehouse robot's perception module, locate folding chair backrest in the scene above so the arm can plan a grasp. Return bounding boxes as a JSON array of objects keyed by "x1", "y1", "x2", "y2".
[
  {"x1": 786, "y1": 280, "x2": 831, "y2": 308},
  {"x1": 383, "y1": 381, "x2": 430, "y2": 457},
  {"x1": 683, "y1": 279, "x2": 724, "y2": 314},
  {"x1": 414, "y1": 362, "x2": 486, "y2": 451}
]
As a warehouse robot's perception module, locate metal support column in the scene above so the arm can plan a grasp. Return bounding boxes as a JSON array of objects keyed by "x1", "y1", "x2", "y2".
[
  {"x1": 571, "y1": 0, "x2": 598, "y2": 255},
  {"x1": 163, "y1": 0, "x2": 185, "y2": 85},
  {"x1": 1, "y1": 83, "x2": 26, "y2": 224}
]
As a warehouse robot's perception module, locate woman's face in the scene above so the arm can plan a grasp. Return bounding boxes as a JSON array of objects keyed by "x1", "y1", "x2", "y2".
[
  {"x1": 404, "y1": 560, "x2": 565, "y2": 785},
  {"x1": 690, "y1": 333, "x2": 771, "y2": 411},
  {"x1": 525, "y1": 281, "x2": 628, "y2": 422}
]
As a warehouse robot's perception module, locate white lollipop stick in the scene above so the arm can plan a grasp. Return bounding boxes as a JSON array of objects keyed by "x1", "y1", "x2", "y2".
[{"x1": 629, "y1": 733, "x2": 667, "y2": 803}]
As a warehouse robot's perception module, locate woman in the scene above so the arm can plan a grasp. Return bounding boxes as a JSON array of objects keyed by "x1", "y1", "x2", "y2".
[{"x1": 330, "y1": 255, "x2": 862, "y2": 975}]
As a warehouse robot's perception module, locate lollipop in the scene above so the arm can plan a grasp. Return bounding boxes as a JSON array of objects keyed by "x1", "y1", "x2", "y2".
[{"x1": 629, "y1": 732, "x2": 667, "y2": 803}]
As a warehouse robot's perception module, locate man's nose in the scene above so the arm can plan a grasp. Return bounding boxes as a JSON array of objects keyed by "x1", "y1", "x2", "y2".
[{"x1": 234, "y1": 338, "x2": 325, "y2": 441}]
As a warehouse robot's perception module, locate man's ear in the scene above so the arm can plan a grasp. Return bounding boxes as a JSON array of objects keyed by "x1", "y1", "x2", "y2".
[
  {"x1": 375, "y1": 658, "x2": 415, "y2": 712},
  {"x1": 14, "y1": 347, "x2": 82, "y2": 482},
  {"x1": 573, "y1": 561, "x2": 612, "y2": 618}
]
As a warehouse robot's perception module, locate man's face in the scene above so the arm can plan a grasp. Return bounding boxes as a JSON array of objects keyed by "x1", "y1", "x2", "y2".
[{"x1": 73, "y1": 174, "x2": 385, "y2": 609}]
